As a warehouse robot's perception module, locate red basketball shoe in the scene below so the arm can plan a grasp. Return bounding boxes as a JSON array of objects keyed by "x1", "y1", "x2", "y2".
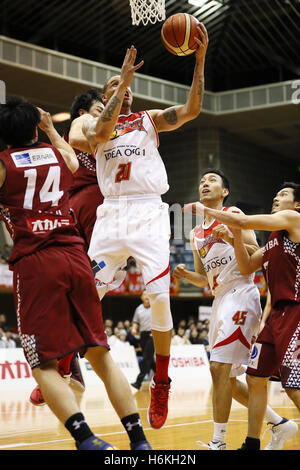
[
  {"x1": 29, "y1": 385, "x2": 46, "y2": 406},
  {"x1": 147, "y1": 376, "x2": 171, "y2": 429},
  {"x1": 69, "y1": 354, "x2": 85, "y2": 392}
]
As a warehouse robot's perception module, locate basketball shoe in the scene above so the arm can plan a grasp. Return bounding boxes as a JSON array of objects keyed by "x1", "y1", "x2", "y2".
[
  {"x1": 263, "y1": 418, "x2": 298, "y2": 450},
  {"x1": 131, "y1": 381, "x2": 141, "y2": 391},
  {"x1": 69, "y1": 354, "x2": 85, "y2": 392},
  {"x1": 29, "y1": 355, "x2": 84, "y2": 405},
  {"x1": 207, "y1": 440, "x2": 227, "y2": 450},
  {"x1": 130, "y1": 440, "x2": 152, "y2": 450},
  {"x1": 147, "y1": 376, "x2": 171, "y2": 429},
  {"x1": 76, "y1": 436, "x2": 118, "y2": 450},
  {"x1": 29, "y1": 385, "x2": 46, "y2": 406},
  {"x1": 29, "y1": 375, "x2": 70, "y2": 406}
]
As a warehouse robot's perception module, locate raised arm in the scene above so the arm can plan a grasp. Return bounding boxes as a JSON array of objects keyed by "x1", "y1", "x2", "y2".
[
  {"x1": 149, "y1": 23, "x2": 208, "y2": 132},
  {"x1": 38, "y1": 108, "x2": 78, "y2": 174},
  {"x1": 69, "y1": 114, "x2": 97, "y2": 154},
  {"x1": 86, "y1": 46, "x2": 144, "y2": 145}
]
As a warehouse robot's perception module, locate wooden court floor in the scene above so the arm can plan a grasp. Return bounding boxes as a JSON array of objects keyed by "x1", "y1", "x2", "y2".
[{"x1": 0, "y1": 379, "x2": 299, "y2": 451}]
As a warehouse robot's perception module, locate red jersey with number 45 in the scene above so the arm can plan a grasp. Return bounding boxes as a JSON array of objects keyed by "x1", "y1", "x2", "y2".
[
  {"x1": 262, "y1": 230, "x2": 300, "y2": 307},
  {"x1": 0, "y1": 142, "x2": 84, "y2": 266},
  {"x1": 193, "y1": 207, "x2": 255, "y2": 297}
]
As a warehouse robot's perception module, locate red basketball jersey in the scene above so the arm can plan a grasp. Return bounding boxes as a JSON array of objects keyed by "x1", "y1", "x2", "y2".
[
  {"x1": 64, "y1": 132, "x2": 101, "y2": 197},
  {"x1": 0, "y1": 142, "x2": 83, "y2": 265},
  {"x1": 262, "y1": 230, "x2": 300, "y2": 306}
]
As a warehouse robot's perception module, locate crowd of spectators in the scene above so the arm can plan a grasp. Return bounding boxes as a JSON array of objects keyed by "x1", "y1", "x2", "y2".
[
  {"x1": 0, "y1": 313, "x2": 21, "y2": 348},
  {"x1": 0, "y1": 307, "x2": 210, "y2": 361},
  {"x1": 171, "y1": 317, "x2": 210, "y2": 358},
  {"x1": 103, "y1": 314, "x2": 210, "y2": 361}
]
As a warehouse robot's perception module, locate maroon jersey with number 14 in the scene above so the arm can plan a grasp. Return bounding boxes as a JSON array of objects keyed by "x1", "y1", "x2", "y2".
[
  {"x1": 0, "y1": 141, "x2": 84, "y2": 266},
  {"x1": 0, "y1": 141, "x2": 108, "y2": 368}
]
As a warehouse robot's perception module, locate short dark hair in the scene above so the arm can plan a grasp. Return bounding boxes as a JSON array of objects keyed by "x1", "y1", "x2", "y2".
[
  {"x1": 280, "y1": 182, "x2": 300, "y2": 208},
  {"x1": 200, "y1": 168, "x2": 230, "y2": 202},
  {"x1": 0, "y1": 97, "x2": 40, "y2": 147},
  {"x1": 70, "y1": 88, "x2": 103, "y2": 122}
]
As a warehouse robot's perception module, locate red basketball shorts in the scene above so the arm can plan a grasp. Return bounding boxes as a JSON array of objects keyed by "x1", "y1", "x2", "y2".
[
  {"x1": 70, "y1": 184, "x2": 103, "y2": 249},
  {"x1": 247, "y1": 301, "x2": 300, "y2": 389},
  {"x1": 13, "y1": 243, "x2": 108, "y2": 369}
]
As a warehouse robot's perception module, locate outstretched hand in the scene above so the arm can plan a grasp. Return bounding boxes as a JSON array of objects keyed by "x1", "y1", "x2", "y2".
[
  {"x1": 120, "y1": 45, "x2": 144, "y2": 88},
  {"x1": 37, "y1": 107, "x2": 54, "y2": 133},
  {"x1": 194, "y1": 22, "x2": 209, "y2": 61},
  {"x1": 183, "y1": 201, "x2": 205, "y2": 216}
]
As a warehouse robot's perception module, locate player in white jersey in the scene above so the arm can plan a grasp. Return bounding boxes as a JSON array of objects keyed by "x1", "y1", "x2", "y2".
[
  {"x1": 174, "y1": 169, "x2": 289, "y2": 450},
  {"x1": 73, "y1": 33, "x2": 208, "y2": 430}
]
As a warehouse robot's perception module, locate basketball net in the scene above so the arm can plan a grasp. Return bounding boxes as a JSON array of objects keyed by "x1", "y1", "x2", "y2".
[{"x1": 129, "y1": 0, "x2": 166, "y2": 26}]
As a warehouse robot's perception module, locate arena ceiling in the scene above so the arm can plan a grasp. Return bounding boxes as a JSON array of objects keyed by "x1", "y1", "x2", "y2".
[
  {"x1": 1, "y1": 0, "x2": 300, "y2": 92},
  {"x1": 0, "y1": 0, "x2": 299, "y2": 164}
]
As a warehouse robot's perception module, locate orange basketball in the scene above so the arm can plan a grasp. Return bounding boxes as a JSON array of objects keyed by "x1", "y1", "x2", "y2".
[{"x1": 161, "y1": 13, "x2": 200, "y2": 56}]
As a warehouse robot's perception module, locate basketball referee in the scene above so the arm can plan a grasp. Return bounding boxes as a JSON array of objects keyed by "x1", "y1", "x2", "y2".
[{"x1": 131, "y1": 290, "x2": 156, "y2": 390}]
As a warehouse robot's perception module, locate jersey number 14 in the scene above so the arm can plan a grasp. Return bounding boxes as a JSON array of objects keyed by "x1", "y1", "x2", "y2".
[{"x1": 23, "y1": 166, "x2": 64, "y2": 209}]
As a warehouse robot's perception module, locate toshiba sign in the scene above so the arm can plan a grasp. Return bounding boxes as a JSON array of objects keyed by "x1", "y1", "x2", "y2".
[{"x1": 168, "y1": 345, "x2": 211, "y2": 384}]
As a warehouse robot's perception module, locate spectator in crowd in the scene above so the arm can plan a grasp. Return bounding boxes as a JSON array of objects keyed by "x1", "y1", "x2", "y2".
[
  {"x1": 177, "y1": 319, "x2": 187, "y2": 330},
  {"x1": 104, "y1": 318, "x2": 113, "y2": 329},
  {"x1": 171, "y1": 326, "x2": 191, "y2": 346},
  {"x1": 118, "y1": 329, "x2": 129, "y2": 343},
  {"x1": 196, "y1": 320, "x2": 204, "y2": 332},
  {"x1": 105, "y1": 326, "x2": 118, "y2": 348},
  {"x1": 198, "y1": 327, "x2": 210, "y2": 359},
  {"x1": 189, "y1": 328, "x2": 201, "y2": 345},
  {"x1": 0, "y1": 327, "x2": 7, "y2": 347},
  {"x1": 113, "y1": 327, "x2": 120, "y2": 338},
  {"x1": 124, "y1": 320, "x2": 131, "y2": 332},
  {"x1": 0, "y1": 313, "x2": 7, "y2": 329},
  {"x1": 113, "y1": 329, "x2": 131, "y2": 350},
  {"x1": 117, "y1": 321, "x2": 125, "y2": 331},
  {"x1": 185, "y1": 319, "x2": 198, "y2": 339},
  {"x1": 4, "y1": 329, "x2": 16, "y2": 348}
]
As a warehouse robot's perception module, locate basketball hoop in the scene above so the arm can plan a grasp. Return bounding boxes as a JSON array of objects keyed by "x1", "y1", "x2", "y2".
[{"x1": 129, "y1": 0, "x2": 166, "y2": 26}]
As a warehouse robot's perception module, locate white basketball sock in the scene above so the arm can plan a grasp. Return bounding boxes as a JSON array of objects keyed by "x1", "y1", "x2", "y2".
[{"x1": 212, "y1": 422, "x2": 228, "y2": 443}]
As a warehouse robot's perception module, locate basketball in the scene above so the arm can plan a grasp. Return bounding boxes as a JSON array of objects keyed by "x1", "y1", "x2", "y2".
[{"x1": 161, "y1": 13, "x2": 200, "y2": 56}]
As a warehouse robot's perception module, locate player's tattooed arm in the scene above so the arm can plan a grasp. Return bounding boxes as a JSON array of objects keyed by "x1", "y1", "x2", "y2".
[
  {"x1": 101, "y1": 96, "x2": 121, "y2": 123},
  {"x1": 162, "y1": 108, "x2": 178, "y2": 126},
  {"x1": 197, "y1": 74, "x2": 204, "y2": 106}
]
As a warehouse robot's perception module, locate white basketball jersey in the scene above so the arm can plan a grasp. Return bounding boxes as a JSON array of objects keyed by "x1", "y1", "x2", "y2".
[
  {"x1": 85, "y1": 111, "x2": 169, "y2": 197},
  {"x1": 193, "y1": 208, "x2": 255, "y2": 297}
]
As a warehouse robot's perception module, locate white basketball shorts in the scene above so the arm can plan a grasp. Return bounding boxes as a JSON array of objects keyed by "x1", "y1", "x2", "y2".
[
  {"x1": 88, "y1": 195, "x2": 171, "y2": 295},
  {"x1": 209, "y1": 282, "x2": 262, "y2": 366}
]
